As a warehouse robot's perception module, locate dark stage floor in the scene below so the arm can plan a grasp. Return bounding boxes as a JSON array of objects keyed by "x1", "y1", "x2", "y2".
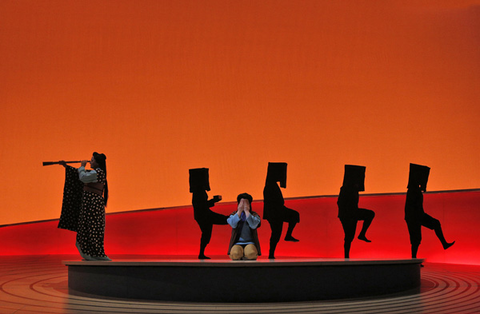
[{"x1": 1, "y1": 255, "x2": 479, "y2": 313}]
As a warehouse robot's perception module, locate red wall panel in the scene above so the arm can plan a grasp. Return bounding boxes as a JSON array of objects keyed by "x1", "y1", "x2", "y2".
[{"x1": 1, "y1": 190, "x2": 478, "y2": 265}]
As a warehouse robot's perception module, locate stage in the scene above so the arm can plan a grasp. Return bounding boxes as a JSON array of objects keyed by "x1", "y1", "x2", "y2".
[
  {"x1": 64, "y1": 257, "x2": 423, "y2": 302},
  {"x1": 2, "y1": 255, "x2": 480, "y2": 313}
]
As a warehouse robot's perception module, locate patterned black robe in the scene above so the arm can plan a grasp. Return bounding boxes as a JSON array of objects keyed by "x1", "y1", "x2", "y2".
[{"x1": 58, "y1": 165, "x2": 107, "y2": 258}]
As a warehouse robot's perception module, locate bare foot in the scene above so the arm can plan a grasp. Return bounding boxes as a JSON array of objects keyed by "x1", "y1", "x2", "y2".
[
  {"x1": 443, "y1": 241, "x2": 455, "y2": 250},
  {"x1": 284, "y1": 236, "x2": 299, "y2": 242},
  {"x1": 358, "y1": 235, "x2": 371, "y2": 243}
]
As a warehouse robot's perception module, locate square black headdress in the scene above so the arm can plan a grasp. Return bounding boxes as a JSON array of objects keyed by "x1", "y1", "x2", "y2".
[
  {"x1": 189, "y1": 168, "x2": 210, "y2": 192},
  {"x1": 407, "y1": 163, "x2": 430, "y2": 192},
  {"x1": 342, "y1": 164, "x2": 366, "y2": 191},
  {"x1": 266, "y1": 162, "x2": 287, "y2": 188}
]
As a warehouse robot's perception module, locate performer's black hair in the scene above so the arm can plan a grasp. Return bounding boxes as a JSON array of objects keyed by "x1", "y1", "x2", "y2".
[
  {"x1": 237, "y1": 193, "x2": 253, "y2": 204},
  {"x1": 93, "y1": 152, "x2": 108, "y2": 206}
]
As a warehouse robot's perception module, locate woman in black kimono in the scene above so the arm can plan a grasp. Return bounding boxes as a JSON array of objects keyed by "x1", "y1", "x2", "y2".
[{"x1": 60, "y1": 152, "x2": 110, "y2": 261}]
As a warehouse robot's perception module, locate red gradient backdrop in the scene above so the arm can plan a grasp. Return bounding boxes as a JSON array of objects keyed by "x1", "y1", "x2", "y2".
[
  {"x1": 1, "y1": 0, "x2": 480, "y2": 226},
  {"x1": 0, "y1": 0, "x2": 479, "y2": 264},
  {"x1": 0, "y1": 190, "x2": 478, "y2": 265}
]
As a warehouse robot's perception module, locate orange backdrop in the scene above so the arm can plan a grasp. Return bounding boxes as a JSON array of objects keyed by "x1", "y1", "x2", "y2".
[{"x1": 1, "y1": 0, "x2": 479, "y2": 225}]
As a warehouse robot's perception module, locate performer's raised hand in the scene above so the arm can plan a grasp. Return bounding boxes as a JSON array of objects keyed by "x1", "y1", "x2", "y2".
[
  {"x1": 58, "y1": 160, "x2": 67, "y2": 167},
  {"x1": 80, "y1": 160, "x2": 89, "y2": 167},
  {"x1": 244, "y1": 199, "x2": 251, "y2": 212},
  {"x1": 243, "y1": 198, "x2": 251, "y2": 218},
  {"x1": 237, "y1": 198, "x2": 245, "y2": 217},
  {"x1": 237, "y1": 198, "x2": 251, "y2": 218}
]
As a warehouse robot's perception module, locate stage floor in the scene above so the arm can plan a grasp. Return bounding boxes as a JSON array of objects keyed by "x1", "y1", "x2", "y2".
[
  {"x1": 63, "y1": 256, "x2": 422, "y2": 264},
  {"x1": 1, "y1": 255, "x2": 480, "y2": 313}
]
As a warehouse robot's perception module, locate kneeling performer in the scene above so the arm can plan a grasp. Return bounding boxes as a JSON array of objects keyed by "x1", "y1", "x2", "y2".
[{"x1": 227, "y1": 193, "x2": 261, "y2": 260}]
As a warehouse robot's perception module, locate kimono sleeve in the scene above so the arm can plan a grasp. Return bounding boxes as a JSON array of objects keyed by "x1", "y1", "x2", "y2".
[{"x1": 57, "y1": 165, "x2": 84, "y2": 232}]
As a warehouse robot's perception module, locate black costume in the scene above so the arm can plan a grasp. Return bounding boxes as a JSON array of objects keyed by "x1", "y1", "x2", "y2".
[
  {"x1": 263, "y1": 162, "x2": 300, "y2": 259},
  {"x1": 337, "y1": 165, "x2": 375, "y2": 258},
  {"x1": 405, "y1": 163, "x2": 454, "y2": 258},
  {"x1": 189, "y1": 168, "x2": 228, "y2": 259}
]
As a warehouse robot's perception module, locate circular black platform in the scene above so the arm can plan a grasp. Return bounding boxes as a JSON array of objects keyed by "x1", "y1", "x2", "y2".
[{"x1": 64, "y1": 258, "x2": 423, "y2": 302}]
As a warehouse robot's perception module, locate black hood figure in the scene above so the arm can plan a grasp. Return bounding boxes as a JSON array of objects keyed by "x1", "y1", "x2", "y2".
[
  {"x1": 263, "y1": 162, "x2": 300, "y2": 259},
  {"x1": 265, "y1": 162, "x2": 287, "y2": 188},
  {"x1": 405, "y1": 163, "x2": 454, "y2": 259},
  {"x1": 342, "y1": 164, "x2": 366, "y2": 191},
  {"x1": 337, "y1": 164, "x2": 375, "y2": 259},
  {"x1": 189, "y1": 168, "x2": 228, "y2": 259},
  {"x1": 407, "y1": 163, "x2": 430, "y2": 192},
  {"x1": 189, "y1": 168, "x2": 210, "y2": 192}
]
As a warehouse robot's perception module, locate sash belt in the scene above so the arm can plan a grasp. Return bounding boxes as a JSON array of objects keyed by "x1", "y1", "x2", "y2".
[{"x1": 83, "y1": 183, "x2": 104, "y2": 196}]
